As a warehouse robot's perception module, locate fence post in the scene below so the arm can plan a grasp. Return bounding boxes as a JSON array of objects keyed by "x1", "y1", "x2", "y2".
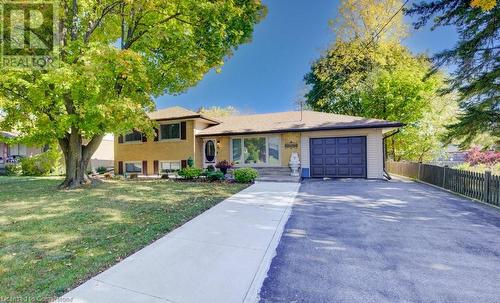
[
  {"x1": 417, "y1": 162, "x2": 422, "y2": 180},
  {"x1": 442, "y1": 165, "x2": 448, "y2": 188},
  {"x1": 483, "y1": 171, "x2": 491, "y2": 203}
]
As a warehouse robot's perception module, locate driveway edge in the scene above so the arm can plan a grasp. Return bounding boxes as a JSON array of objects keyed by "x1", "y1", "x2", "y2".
[{"x1": 242, "y1": 182, "x2": 300, "y2": 303}]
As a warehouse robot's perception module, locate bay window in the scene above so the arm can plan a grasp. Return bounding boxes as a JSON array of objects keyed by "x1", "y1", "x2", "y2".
[{"x1": 231, "y1": 136, "x2": 280, "y2": 166}]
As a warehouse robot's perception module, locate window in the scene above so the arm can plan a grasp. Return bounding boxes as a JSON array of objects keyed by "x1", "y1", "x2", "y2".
[
  {"x1": 268, "y1": 137, "x2": 280, "y2": 165},
  {"x1": 125, "y1": 162, "x2": 142, "y2": 173},
  {"x1": 124, "y1": 131, "x2": 142, "y2": 142},
  {"x1": 244, "y1": 137, "x2": 266, "y2": 164},
  {"x1": 160, "y1": 123, "x2": 180, "y2": 140},
  {"x1": 231, "y1": 136, "x2": 280, "y2": 166},
  {"x1": 232, "y1": 139, "x2": 242, "y2": 165},
  {"x1": 160, "y1": 161, "x2": 181, "y2": 173}
]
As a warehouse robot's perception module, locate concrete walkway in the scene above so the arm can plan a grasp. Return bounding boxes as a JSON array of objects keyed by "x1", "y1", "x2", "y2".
[{"x1": 62, "y1": 182, "x2": 300, "y2": 303}]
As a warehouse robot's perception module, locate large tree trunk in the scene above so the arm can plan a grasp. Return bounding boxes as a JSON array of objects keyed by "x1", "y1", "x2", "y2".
[{"x1": 58, "y1": 129, "x2": 104, "y2": 189}]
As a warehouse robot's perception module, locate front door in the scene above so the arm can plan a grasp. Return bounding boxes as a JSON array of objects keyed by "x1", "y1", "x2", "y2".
[{"x1": 203, "y1": 138, "x2": 217, "y2": 168}]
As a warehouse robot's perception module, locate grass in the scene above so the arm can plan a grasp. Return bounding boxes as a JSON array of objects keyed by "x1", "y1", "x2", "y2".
[{"x1": 0, "y1": 176, "x2": 247, "y2": 300}]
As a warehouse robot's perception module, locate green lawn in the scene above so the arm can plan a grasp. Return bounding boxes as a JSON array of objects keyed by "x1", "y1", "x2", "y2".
[{"x1": 0, "y1": 176, "x2": 247, "y2": 300}]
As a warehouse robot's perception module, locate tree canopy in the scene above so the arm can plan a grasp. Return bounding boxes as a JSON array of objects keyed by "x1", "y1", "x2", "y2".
[
  {"x1": 406, "y1": 0, "x2": 499, "y2": 147},
  {"x1": 304, "y1": 0, "x2": 457, "y2": 161},
  {"x1": 0, "y1": 0, "x2": 265, "y2": 187}
]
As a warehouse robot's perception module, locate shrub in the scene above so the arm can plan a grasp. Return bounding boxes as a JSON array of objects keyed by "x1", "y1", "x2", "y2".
[
  {"x1": 178, "y1": 167, "x2": 202, "y2": 180},
  {"x1": 161, "y1": 174, "x2": 169, "y2": 179},
  {"x1": 206, "y1": 165, "x2": 215, "y2": 172},
  {"x1": 234, "y1": 168, "x2": 258, "y2": 183},
  {"x1": 96, "y1": 166, "x2": 107, "y2": 174},
  {"x1": 206, "y1": 171, "x2": 225, "y2": 181},
  {"x1": 465, "y1": 147, "x2": 500, "y2": 166},
  {"x1": 4, "y1": 163, "x2": 21, "y2": 176},
  {"x1": 20, "y1": 148, "x2": 61, "y2": 176},
  {"x1": 129, "y1": 173, "x2": 138, "y2": 179}
]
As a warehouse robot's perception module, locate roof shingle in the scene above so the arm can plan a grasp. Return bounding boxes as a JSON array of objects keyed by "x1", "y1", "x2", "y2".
[{"x1": 198, "y1": 110, "x2": 402, "y2": 136}]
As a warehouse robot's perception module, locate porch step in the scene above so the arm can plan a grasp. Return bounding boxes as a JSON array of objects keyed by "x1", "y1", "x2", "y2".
[{"x1": 253, "y1": 167, "x2": 301, "y2": 183}]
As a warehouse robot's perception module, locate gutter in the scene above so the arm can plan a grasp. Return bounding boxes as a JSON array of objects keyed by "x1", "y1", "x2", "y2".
[{"x1": 382, "y1": 129, "x2": 401, "y2": 180}]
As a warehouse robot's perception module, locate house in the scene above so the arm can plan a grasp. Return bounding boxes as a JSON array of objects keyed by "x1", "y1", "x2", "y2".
[
  {"x1": 0, "y1": 131, "x2": 45, "y2": 170},
  {"x1": 114, "y1": 106, "x2": 402, "y2": 179},
  {"x1": 0, "y1": 131, "x2": 115, "y2": 172},
  {"x1": 88, "y1": 134, "x2": 115, "y2": 171}
]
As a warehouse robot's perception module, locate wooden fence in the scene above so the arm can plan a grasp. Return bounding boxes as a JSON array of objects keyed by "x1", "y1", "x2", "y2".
[{"x1": 386, "y1": 161, "x2": 500, "y2": 207}]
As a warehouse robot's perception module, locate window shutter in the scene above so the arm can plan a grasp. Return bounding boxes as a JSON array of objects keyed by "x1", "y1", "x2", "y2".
[
  {"x1": 181, "y1": 160, "x2": 187, "y2": 168},
  {"x1": 154, "y1": 128, "x2": 159, "y2": 142},
  {"x1": 153, "y1": 160, "x2": 159, "y2": 175},
  {"x1": 142, "y1": 133, "x2": 147, "y2": 142},
  {"x1": 180, "y1": 122, "x2": 186, "y2": 140},
  {"x1": 118, "y1": 161, "x2": 123, "y2": 175},
  {"x1": 142, "y1": 160, "x2": 148, "y2": 175},
  {"x1": 118, "y1": 135, "x2": 124, "y2": 144}
]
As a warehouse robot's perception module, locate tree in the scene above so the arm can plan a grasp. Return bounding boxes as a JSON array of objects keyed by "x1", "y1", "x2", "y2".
[
  {"x1": 305, "y1": 0, "x2": 409, "y2": 116},
  {"x1": 359, "y1": 53, "x2": 457, "y2": 161},
  {"x1": 406, "y1": 0, "x2": 499, "y2": 147},
  {"x1": 332, "y1": 0, "x2": 407, "y2": 42},
  {"x1": 198, "y1": 106, "x2": 239, "y2": 118},
  {"x1": 0, "y1": 0, "x2": 265, "y2": 188}
]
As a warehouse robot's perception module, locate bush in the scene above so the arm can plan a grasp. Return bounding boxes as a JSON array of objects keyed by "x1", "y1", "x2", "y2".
[
  {"x1": 234, "y1": 168, "x2": 258, "y2": 183},
  {"x1": 206, "y1": 171, "x2": 225, "y2": 181},
  {"x1": 206, "y1": 165, "x2": 215, "y2": 172},
  {"x1": 96, "y1": 166, "x2": 107, "y2": 174},
  {"x1": 19, "y1": 148, "x2": 61, "y2": 176},
  {"x1": 129, "y1": 173, "x2": 138, "y2": 179},
  {"x1": 4, "y1": 163, "x2": 21, "y2": 176},
  {"x1": 178, "y1": 167, "x2": 202, "y2": 180}
]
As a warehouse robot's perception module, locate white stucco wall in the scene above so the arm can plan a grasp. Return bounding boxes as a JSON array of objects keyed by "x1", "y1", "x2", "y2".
[{"x1": 300, "y1": 128, "x2": 384, "y2": 179}]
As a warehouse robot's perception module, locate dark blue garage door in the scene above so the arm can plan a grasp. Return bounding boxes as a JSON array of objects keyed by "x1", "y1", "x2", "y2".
[{"x1": 310, "y1": 136, "x2": 367, "y2": 178}]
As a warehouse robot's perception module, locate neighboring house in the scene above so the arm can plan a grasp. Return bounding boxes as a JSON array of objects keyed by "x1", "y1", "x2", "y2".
[
  {"x1": 0, "y1": 131, "x2": 115, "y2": 172},
  {"x1": 88, "y1": 134, "x2": 115, "y2": 171},
  {"x1": 0, "y1": 131, "x2": 44, "y2": 170},
  {"x1": 115, "y1": 106, "x2": 402, "y2": 179}
]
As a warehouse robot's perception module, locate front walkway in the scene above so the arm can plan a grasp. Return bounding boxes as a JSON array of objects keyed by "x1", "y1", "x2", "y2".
[{"x1": 62, "y1": 182, "x2": 300, "y2": 303}]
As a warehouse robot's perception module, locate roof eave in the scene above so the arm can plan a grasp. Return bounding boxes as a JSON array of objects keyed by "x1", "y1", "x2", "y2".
[
  {"x1": 196, "y1": 122, "x2": 404, "y2": 137},
  {"x1": 153, "y1": 115, "x2": 220, "y2": 124}
]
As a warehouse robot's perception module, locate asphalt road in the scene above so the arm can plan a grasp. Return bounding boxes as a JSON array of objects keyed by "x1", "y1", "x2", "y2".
[{"x1": 259, "y1": 178, "x2": 500, "y2": 303}]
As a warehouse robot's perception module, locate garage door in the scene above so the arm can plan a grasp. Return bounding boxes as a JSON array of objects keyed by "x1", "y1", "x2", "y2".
[{"x1": 310, "y1": 136, "x2": 366, "y2": 178}]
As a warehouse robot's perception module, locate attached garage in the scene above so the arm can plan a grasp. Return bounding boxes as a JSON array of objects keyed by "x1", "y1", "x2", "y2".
[{"x1": 310, "y1": 136, "x2": 367, "y2": 178}]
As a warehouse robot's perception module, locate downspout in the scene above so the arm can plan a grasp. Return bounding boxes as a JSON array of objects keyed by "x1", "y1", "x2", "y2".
[{"x1": 383, "y1": 129, "x2": 400, "y2": 180}]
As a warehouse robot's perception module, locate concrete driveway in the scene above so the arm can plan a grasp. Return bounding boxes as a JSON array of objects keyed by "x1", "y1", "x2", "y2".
[{"x1": 259, "y1": 178, "x2": 500, "y2": 303}]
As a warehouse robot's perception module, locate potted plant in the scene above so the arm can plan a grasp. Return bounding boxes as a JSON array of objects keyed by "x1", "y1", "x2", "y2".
[{"x1": 215, "y1": 160, "x2": 233, "y2": 174}]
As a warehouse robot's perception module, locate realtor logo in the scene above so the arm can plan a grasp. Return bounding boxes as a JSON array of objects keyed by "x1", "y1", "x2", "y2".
[{"x1": 1, "y1": 1, "x2": 58, "y2": 69}]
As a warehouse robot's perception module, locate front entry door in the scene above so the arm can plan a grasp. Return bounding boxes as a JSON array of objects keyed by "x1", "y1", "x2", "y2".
[{"x1": 203, "y1": 138, "x2": 217, "y2": 168}]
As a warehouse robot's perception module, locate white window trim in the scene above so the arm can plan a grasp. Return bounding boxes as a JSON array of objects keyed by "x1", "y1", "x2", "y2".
[
  {"x1": 159, "y1": 160, "x2": 182, "y2": 173},
  {"x1": 159, "y1": 122, "x2": 181, "y2": 142},
  {"x1": 124, "y1": 161, "x2": 143, "y2": 174},
  {"x1": 230, "y1": 135, "x2": 281, "y2": 167}
]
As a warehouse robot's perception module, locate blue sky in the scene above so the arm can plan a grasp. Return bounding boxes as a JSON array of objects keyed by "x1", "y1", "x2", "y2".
[{"x1": 156, "y1": 0, "x2": 457, "y2": 114}]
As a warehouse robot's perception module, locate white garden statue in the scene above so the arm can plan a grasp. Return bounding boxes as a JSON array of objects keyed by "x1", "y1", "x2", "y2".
[{"x1": 289, "y1": 152, "x2": 301, "y2": 177}]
